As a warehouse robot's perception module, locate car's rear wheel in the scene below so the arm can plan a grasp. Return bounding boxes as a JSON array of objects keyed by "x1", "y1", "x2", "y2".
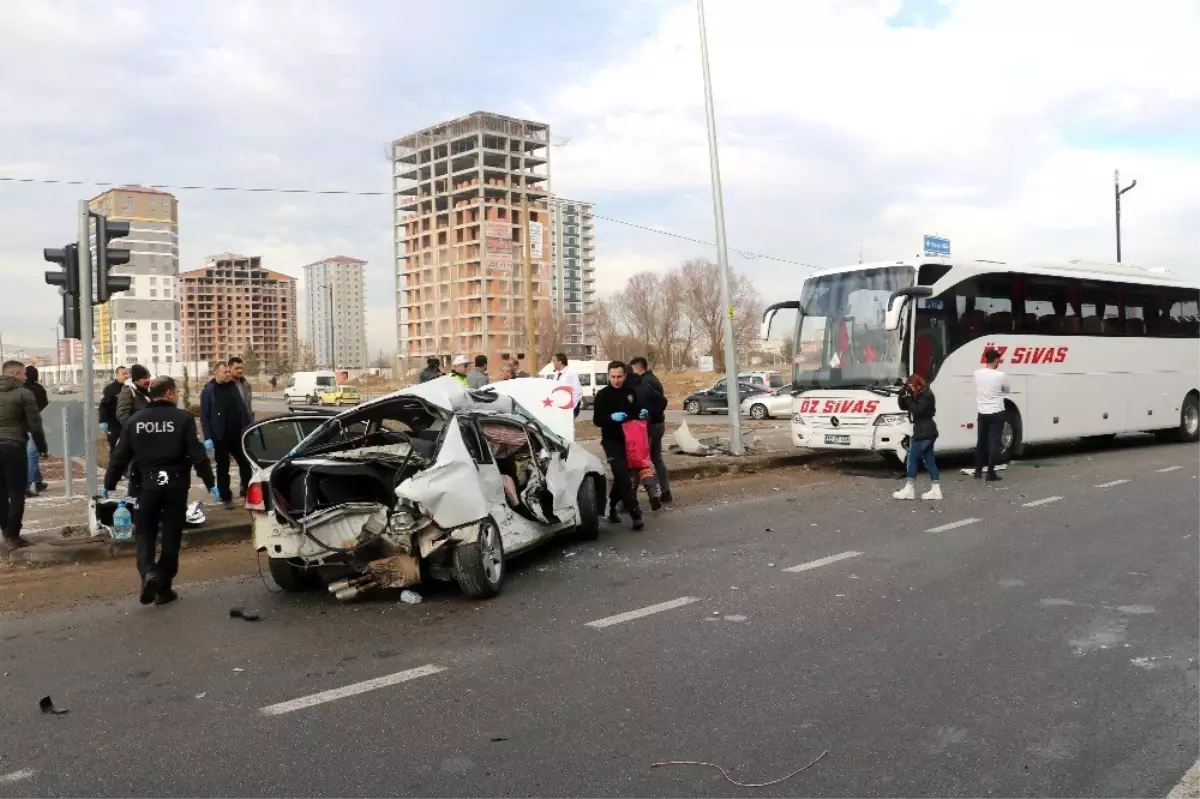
[
  {"x1": 576, "y1": 475, "x2": 600, "y2": 541},
  {"x1": 454, "y1": 517, "x2": 505, "y2": 599},
  {"x1": 268, "y1": 558, "x2": 321, "y2": 592},
  {"x1": 749, "y1": 403, "x2": 769, "y2": 420},
  {"x1": 685, "y1": 400, "x2": 702, "y2": 415}
]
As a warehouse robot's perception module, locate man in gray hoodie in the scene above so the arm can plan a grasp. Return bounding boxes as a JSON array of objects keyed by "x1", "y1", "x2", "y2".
[{"x1": 0, "y1": 360, "x2": 48, "y2": 548}]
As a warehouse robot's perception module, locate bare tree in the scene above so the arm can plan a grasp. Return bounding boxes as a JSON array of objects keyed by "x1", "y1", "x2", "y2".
[{"x1": 677, "y1": 259, "x2": 762, "y2": 371}]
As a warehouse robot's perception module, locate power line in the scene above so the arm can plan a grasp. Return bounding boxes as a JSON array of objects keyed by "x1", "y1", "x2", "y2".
[{"x1": 0, "y1": 175, "x2": 822, "y2": 270}]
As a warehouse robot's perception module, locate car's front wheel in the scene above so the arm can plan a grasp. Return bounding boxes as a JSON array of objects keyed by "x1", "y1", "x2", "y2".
[
  {"x1": 576, "y1": 475, "x2": 600, "y2": 541},
  {"x1": 454, "y1": 517, "x2": 505, "y2": 599}
]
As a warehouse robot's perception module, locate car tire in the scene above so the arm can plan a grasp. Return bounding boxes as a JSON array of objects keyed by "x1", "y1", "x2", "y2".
[
  {"x1": 749, "y1": 403, "x2": 769, "y2": 420},
  {"x1": 685, "y1": 400, "x2": 702, "y2": 415},
  {"x1": 268, "y1": 558, "x2": 320, "y2": 592},
  {"x1": 307, "y1": 393, "x2": 318, "y2": 406},
  {"x1": 453, "y1": 517, "x2": 505, "y2": 599},
  {"x1": 576, "y1": 474, "x2": 601, "y2": 541}
]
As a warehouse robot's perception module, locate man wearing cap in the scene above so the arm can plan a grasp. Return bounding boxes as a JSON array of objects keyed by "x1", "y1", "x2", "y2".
[
  {"x1": 450, "y1": 355, "x2": 471, "y2": 387},
  {"x1": 974, "y1": 347, "x2": 1011, "y2": 481},
  {"x1": 116, "y1": 364, "x2": 152, "y2": 427}
]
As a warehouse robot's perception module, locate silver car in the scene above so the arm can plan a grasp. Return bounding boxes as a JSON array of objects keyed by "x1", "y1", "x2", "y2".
[{"x1": 740, "y1": 386, "x2": 794, "y2": 420}]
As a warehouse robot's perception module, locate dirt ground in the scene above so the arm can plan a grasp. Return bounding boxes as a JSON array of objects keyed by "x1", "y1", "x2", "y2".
[{"x1": 0, "y1": 466, "x2": 831, "y2": 619}]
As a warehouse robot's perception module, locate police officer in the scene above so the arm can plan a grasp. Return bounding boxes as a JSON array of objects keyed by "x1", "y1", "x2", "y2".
[{"x1": 104, "y1": 376, "x2": 220, "y2": 605}]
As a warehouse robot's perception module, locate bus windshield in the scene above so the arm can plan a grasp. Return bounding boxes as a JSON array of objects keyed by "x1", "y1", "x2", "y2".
[{"x1": 794, "y1": 266, "x2": 914, "y2": 390}]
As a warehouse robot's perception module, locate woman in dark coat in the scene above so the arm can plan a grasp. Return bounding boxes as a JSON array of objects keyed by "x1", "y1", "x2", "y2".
[{"x1": 893, "y1": 373, "x2": 941, "y2": 500}]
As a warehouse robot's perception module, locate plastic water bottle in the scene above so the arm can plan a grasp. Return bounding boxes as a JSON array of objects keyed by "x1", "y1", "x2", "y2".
[{"x1": 112, "y1": 502, "x2": 133, "y2": 541}]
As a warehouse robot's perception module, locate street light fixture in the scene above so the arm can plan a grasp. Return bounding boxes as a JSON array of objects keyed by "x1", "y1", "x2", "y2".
[
  {"x1": 696, "y1": 0, "x2": 744, "y2": 456},
  {"x1": 1114, "y1": 169, "x2": 1137, "y2": 263}
]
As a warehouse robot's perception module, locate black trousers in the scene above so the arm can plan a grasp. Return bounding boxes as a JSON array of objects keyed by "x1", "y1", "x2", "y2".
[
  {"x1": 975, "y1": 411, "x2": 1006, "y2": 474},
  {"x1": 213, "y1": 433, "x2": 251, "y2": 502},
  {"x1": 602, "y1": 439, "x2": 640, "y2": 516},
  {"x1": 0, "y1": 440, "x2": 28, "y2": 539},
  {"x1": 106, "y1": 427, "x2": 121, "y2": 451},
  {"x1": 135, "y1": 479, "x2": 189, "y2": 587},
  {"x1": 648, "y1": 422, "x2": 669, "y2": 493}
]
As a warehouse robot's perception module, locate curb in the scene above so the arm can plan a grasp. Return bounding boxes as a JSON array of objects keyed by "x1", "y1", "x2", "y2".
[
  {"x1": 6, "y1": 520, "x2": 252, "y2": 565},
  {"x1": 6, "y1": 454, "x2": 815, "y2": 566}
]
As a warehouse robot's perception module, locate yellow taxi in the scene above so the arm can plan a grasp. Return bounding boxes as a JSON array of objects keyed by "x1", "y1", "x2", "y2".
[{"x1": 317, "y1": 385, "x2": 360, "y2": 406}]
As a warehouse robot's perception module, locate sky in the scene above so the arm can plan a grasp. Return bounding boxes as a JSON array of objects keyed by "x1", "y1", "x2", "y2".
[{"x1": 1, "y1": 0, "x2": 1197, "y2": 357}]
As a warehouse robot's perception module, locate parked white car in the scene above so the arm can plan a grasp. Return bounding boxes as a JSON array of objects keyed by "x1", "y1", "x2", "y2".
[
  {"x1": 740, "y1": 386, "x2": 795, "y2": 420},
  {"x1": 242, "y1": 378, "x2": 607, "y2": 601}
]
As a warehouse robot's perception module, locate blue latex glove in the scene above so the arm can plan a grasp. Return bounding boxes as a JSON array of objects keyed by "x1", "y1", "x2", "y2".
[
  {"x1": 204, "y1": 439, "x2": 214, "y2": 453},
  {"x1": 100, "y1": 488, "x2": 108, "y2": 499},
  {"x1": 98, "y1": 422, "x2": 108, "y2": 433},
  {"x1": 210, "y1": 486, "x2": 221, "y2": 501},
  {"x1": 638, "y1": 408, "x2": 649, "y2": 420},
  {"x1": 610, "y1": 412, "x2": 627, "y2": 423}
]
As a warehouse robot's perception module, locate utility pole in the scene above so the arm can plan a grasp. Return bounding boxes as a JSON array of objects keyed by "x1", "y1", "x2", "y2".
[
  {"x1": 522, "y1": 192, "x2": 536, "y2": 367},
  {"x1": 77, "y1": 200, "x2": 98, "y2": 500},
  {"x1": 697, "y1": 0, "x2": 744, "y2": 455},
  {"x1": 1114, "y1": 169, "x2": 1137, "y2": 263}
]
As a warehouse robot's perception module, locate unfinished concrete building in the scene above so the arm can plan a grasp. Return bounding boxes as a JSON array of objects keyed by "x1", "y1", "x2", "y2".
[
  {"x1": 179, "y1": 253, "x2": 298, "y2": 373},
  {"x1": 392, "y1": 112, "x2": 553, "y2": 372}
]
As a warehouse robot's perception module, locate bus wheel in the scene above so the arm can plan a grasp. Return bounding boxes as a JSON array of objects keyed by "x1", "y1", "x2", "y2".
[
  {"x1": 1000, "y1": 406, "x2": 1023, "y2": 463},
  {"x1": 1178, "y1": 392, "x2": 1199, "y2": 443}
]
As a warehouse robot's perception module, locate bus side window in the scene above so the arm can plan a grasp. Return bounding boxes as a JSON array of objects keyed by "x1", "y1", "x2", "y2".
[
  {"x1": 1123, "y1": 290, "x2": 1149, "y2": 336},
  {"x1": 1168, "y1": 289, "x2": 1200, "y2": 338},
  {"x1": 1026, "y1": 277, "x2": 1077, "y2": 335}
]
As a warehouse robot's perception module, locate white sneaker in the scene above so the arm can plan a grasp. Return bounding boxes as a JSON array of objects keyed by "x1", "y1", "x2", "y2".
[
  {"x1": 922, "y1": 483, "x2": 943, "y2": 501},
  {"x1": 892, "y1": 482, "x2": 915, "y2": 500}
]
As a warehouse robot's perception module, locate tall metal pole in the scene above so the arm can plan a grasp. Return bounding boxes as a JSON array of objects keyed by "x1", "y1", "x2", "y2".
[
  {"x1": 77, "y1": 199, "x2": 98, "y2": 500},
  {"x1": 697, "y1": 0, "x2": 744, "y2": 455},
  {"x1": 1114, "y1": 169, "x2": 1137, "y2": 263},
  {"x1": 327, "y1": 282, "x2": 335, "y2": 370}
]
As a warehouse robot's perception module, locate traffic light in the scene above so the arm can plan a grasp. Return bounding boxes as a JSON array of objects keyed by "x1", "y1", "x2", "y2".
[
  {"x1": 94, "y1": 214, "x2": 131, "y2": 303},
  {"x1": 44, "y1": 244, "x2": 82, "y2": 339}
]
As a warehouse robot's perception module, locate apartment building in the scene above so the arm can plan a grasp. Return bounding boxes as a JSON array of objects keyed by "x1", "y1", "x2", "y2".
[
  {"x1": 179, "y1": 253, "x2": 298, "y2": 373},
  {"x1": 303, "y1": 256, "x2": 368, "y2": 369},
  {"x1": 87, "y1": 186, "x2": 180, "y2": 373},
  {"x1": 391, "y1": 112, "x2": 553, "y2": 369},
  {"x1": 549, "y1": 199, "x2": 598, "y2": 356}
]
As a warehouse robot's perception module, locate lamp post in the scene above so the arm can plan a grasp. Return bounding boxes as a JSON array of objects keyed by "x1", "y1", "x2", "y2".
[
  {"x1": 1114, "y1": 169, "x2": 1137, "y2": 263},
  {"x1": 697, "y1": 0, "x2": 744, "y2": 455}
]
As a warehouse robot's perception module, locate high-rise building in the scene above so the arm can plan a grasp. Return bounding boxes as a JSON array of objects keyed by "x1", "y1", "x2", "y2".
[
  {"x1": 178, "y1": 253, "x2": 298, "y2": 374},
  {"x1": 303, "y1": 256, "x2": 368, "y2": 369},
  {"x1": 87, "y1": 186, "x2": 180, "y2": 374},
  {"x1": 549, "y1": 199, "x2": 598, "y2": 357},
  {"x1": 391, "y1": 112, "x2": 553, "y2": 369}
]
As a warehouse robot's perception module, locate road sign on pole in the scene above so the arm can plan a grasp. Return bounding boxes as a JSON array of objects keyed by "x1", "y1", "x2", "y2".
[{"x1": 923, "y1": 235, "x2": 950, "y2": 257}]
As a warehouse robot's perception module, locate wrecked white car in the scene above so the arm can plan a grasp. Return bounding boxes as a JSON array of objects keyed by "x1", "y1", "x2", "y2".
[{"x1": 242, "y1": 377, "x2": 606, "y2": 601}]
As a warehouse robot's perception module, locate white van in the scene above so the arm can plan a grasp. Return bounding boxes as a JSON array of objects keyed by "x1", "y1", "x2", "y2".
[
  {"x1": 284, "y1": 371, "x2": 338, "y2": 405},
  {"x1": 537, "y1": 359, "x2": 611, "y2": 409}
]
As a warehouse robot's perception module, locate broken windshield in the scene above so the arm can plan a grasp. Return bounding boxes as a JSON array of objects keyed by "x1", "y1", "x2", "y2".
[
  {"x1": 793, "y1": 266, "x2": 914, "y2": 390},
  {"x1": 291, "y1": 397, "x2": 446, "y2": 459}
]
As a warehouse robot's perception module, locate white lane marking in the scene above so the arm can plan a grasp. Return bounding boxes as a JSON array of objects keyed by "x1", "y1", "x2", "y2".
[
  {"x1": 584, "y1": 596, "x2": 700, "y2": 629},
  {"x1": 0, "y1": 769, "x2": 34, "y2": 785},
  {"x1": 783, "y1": 550, "x2": 862, "y2": 573},
  {"x1": 1168, "y1": 757, "x2": 1200, "y2": 798},
  {"x1": 1157, "y1": 465, "x2": 1184, "y2": 473},
  {"x1": 1022, "y1": 496, "x2": 1063, "y2": 507},
  {"x1": 259, "y1": 664, "x2": 445, "y2": 716},
  {"x1": 927, "y1": 518, "x2": 981, "y2": 533},
  {"x1": 1095, "y1": 479, "x2": 1129, "y2": 488}
]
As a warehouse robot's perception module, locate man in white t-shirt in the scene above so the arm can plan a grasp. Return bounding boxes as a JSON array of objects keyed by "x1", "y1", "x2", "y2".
[{"x1": 974, "y1": 348, "x2": 1011, "y2": 481}]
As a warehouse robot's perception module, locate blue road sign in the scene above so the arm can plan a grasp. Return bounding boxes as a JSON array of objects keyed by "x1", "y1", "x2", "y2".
[{"x1": 923, "y1": 235, "x2": 950, "y2": 257}]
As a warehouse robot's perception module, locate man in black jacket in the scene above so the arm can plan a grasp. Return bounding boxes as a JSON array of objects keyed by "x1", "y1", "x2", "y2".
[
  {"x1": 200, "y1": 362, "x2": 252, "y2": 509},
  {"x1": 99, "y1": 366, "x2": 128, "y2": 450},
  {"x1": 419, "y1": 358, "x2": 442, "y2": 383},
  {"x1": 105, "y1": 376, "x2": 218, "y2": 605},
  {"x1": 592, "y1": 360, "x2": 645, "y2": 531},
  {"x1": 23, "y1": 366, "x2": 49, "y2": 496},
  {"x1": 630, "y1": 356, "x2": 671, "y2": 504}
]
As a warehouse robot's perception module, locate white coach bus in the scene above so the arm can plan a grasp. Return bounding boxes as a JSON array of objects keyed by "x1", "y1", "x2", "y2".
[{"x1": 762, "y1": 257, "x2": 1200, "y2": 463}]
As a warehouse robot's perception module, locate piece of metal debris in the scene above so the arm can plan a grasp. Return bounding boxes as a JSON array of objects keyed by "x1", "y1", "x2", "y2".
[
  {"x1": 39, "y1": 696, "x2": 68, "y2": 715},
  {"x1": 400, "y1": 590, "x2": 423, "y2": 604},
  {"x1": 229, "y1": 607, "x2": 261, "y2": 622}
]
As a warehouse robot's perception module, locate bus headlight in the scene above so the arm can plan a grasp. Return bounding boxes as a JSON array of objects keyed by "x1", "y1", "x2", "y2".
[
  {"x1": 792, "y1": 414, "x2": 806, "y2": 426},
  {"x1": 873, "y1": 413, "x2": 907, "y2": 427}
]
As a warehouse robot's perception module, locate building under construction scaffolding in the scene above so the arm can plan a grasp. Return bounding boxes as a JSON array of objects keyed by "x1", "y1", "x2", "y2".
[
  {"x1": 392, "y1": 111, "x2": 554, "y2": 373},
  {"x1": 179, "y1": 253, "x2": 298, "y2": 373}
]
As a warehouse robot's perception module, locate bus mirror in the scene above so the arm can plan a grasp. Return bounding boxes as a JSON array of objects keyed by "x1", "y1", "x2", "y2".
[
  {"x1": 885, "y1": 286, "x2": 932, "y2": 330},
  {"x1": 760, "y1": 308, "x2": 777, "y2": 342}
]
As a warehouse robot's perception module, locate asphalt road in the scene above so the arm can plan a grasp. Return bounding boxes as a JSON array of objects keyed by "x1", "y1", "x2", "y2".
[{"x1": 1, "y1": 441, "x2": 1197, "y2": 797}]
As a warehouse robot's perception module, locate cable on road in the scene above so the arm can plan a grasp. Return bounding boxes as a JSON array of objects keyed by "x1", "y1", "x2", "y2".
[{"x1": 650, "y1": 749, "x2": 828, "y2": 788}]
